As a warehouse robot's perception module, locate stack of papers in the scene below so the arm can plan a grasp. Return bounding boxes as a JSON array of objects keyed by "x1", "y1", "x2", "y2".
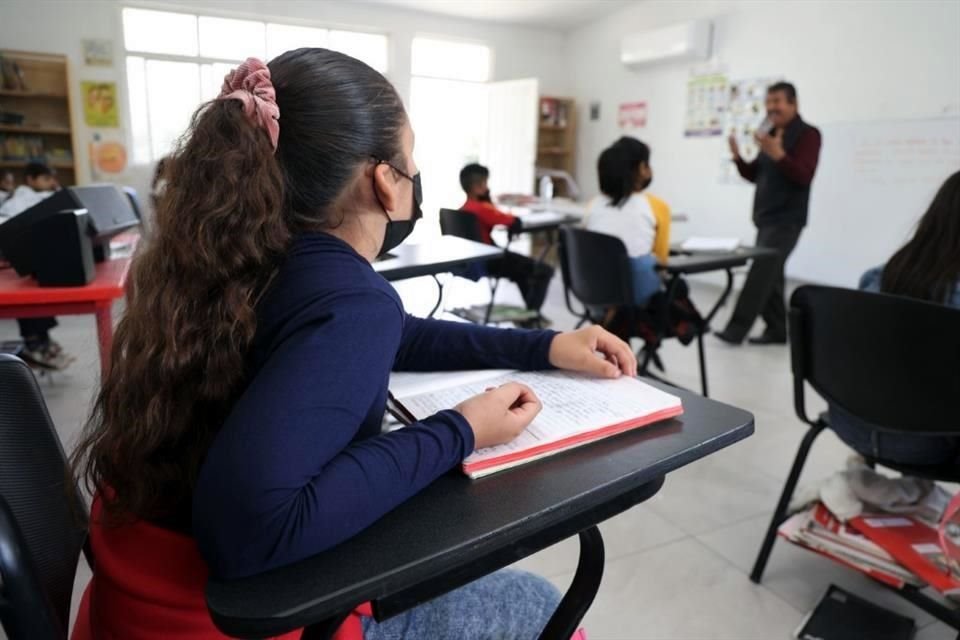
[
  {"x1": 778, "y1": 503, "x2": 922, "y2": 589},
  {"x1": 680, "y1": 237, "x2": 741, "y2": 252}
]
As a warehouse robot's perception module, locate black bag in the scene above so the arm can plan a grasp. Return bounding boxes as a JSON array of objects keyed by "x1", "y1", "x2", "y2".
[{"x1": 602, "y1": 277, "x2": 704, "y2": 348}]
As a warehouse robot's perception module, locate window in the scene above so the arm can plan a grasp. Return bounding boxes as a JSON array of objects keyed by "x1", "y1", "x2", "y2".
[
  {"x1": 266, "y1": 24, "x2": 328, "y2": 60},
  {"x1": 411, "y1": 38, "x2": 490, "y2": 83},
  {"x1": 409, "y1": 38, "x2": 492, "y2": 232},
  {"x1": 122, "y1": 8, "x2": 388, "y2": 163}
]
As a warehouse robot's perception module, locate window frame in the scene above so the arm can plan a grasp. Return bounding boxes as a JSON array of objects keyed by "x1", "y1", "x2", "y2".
[
  {"x1": 120, "y1": 4, "x2": 390, "y2": 164},
  {"x1": 410, "y1": 33, "x2": 494, "y2": 84}
]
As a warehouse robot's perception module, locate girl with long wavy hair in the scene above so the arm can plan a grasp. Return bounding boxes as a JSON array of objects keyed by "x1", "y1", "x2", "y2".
[
  {"x1": 828, "y1": 170, "x2": 960, "y2": 466},
  {"x1": 71, "y1": 49, "x2": 636, "y2": 639}
]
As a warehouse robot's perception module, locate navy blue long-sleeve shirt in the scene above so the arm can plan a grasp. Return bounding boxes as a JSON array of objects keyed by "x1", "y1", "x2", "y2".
[{"x1": 192, "y1": 233, "x2": 556, "y2": 579}]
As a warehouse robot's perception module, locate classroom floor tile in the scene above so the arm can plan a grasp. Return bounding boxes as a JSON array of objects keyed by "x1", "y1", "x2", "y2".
[
  {"x1": 696, "y1": 514, "x2": 938, "y2": 628},
  {"x1": 512, "y1": 503, "x2": 687, "y2": 579},
  {"x1": 4, "y1": 273, "x2": 956, "y2": 640},
  {"x1": 548, "y1": 537, "x2": 804, "y2": 640}
]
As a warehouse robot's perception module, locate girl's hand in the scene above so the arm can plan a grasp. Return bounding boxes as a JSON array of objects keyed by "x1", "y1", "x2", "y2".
[
  {"x1": 456, "y1": 382, "x2": 542, "y2": 450},
  {"x1": 548, "y1": 326, "x2": 637, "y2": 379}
]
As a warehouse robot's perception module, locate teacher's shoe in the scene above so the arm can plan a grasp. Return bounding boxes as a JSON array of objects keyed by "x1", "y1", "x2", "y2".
[
  {"x1": 713, "y1": 329, "x2": 744, "y2": 345},
  {"x1": 748, "y1": 333, "x2": 787, "y2": 345}
]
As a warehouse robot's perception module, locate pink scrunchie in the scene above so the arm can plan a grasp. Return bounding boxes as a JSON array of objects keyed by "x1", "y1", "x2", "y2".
[{"x1": 218, "y1": 57, "x2": 280, "y2": 151}]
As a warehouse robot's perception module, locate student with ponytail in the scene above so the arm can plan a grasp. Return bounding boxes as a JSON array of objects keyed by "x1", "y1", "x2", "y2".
[
  {"x1": 585, "y1": 137, "x2": 671, "y2": 307},
  {"x1": 71, "y1": 49, "x2": 632, "y2": 639}
]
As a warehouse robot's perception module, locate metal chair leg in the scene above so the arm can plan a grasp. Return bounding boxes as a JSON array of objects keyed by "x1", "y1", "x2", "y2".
[
  {"x1": 483, "y1": 277, "x2": 501, "y2": 324},
  {"x1": 538, "y1": 526, "x2": 605, "y2": 640},
  {"x1": 428, "y1": 275, "x2": 444, "y2": 318},
  {"x1": 697, "y1": 333, "x2": 708, "y2": 397},
  {"x1": 750, "y1": 422, "x2": 826, "y2": 583}
]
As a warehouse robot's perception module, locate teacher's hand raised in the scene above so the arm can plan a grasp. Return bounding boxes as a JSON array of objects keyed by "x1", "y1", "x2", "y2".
[{"x1": 728, "y1": 133, "x2": 740, "y2": 160}]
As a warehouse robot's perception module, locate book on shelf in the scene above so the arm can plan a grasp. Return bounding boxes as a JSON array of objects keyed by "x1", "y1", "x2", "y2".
[
  {"x1": 396, "y1": 369, "x2": 683, "y2": 479},
  {"x1": 850, "y1": 512, "x2": 960, "y2": 599}
]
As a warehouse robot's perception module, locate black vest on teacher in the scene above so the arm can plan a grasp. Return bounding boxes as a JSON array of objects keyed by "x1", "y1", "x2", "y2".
[{"x1": 753, "y1": 115, "x2": 813, "y2": 228}]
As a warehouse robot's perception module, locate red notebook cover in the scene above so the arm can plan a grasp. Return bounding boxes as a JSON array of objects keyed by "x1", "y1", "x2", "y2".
[{"x1": 850, "y1": 513, "x2": 960, "y2": 596}]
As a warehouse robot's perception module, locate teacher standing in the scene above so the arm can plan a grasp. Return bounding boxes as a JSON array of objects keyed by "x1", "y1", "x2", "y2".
[{"x1": 716, "y1": 81, "x2": 821, "y2": 345}]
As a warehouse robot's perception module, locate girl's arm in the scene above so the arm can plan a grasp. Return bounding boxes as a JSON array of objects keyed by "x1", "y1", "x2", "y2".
[
  {"x1": 192, "y1": 290, "x2": 474, "y2": 579},
  {"x1": 394, "y1": 315, "x2": 556, "y2": 372}
]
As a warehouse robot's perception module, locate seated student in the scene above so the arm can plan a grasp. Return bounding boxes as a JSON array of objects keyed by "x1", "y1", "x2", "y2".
[
  {"x1": 0, "y1": 162, "x2": 72, "y2": 369},
  {"x1": 585, "y1": 137, "x2": 670, "y2": 307},
  {"x1": 70, "y1": 51, "x2": 635, "y2": 640},
  {"x1": 459, "y1": 163, "x2": 555, "y2": 312},
  {"x1": 829, "y1": 170, "x2": 960, "y2": 466},
  {"x1": 0, "y1": 169, "x2": 14, "y2": 202},
  {"x1": 0, "y1": 161, "x2": 57, "y2": 218}
]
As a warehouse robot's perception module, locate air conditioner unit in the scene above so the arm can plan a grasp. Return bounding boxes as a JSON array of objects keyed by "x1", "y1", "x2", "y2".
[{"x1": 620, "y1": 19, "x2": 713, "y2": 68}]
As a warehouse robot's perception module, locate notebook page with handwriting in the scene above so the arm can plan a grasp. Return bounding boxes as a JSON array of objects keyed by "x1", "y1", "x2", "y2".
[{"x1": 400, "y1": 370, "x2": 683, "y2": 477}]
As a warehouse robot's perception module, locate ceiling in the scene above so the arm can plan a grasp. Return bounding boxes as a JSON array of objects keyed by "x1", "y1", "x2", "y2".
[{"x1": 363, "y1": 0, "x2": 632, "y2": 30}]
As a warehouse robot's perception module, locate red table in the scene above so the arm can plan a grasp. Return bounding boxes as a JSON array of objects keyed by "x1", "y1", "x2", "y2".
[{"x1": 0, "y1": 257, "x2": 131, "y2": 377}]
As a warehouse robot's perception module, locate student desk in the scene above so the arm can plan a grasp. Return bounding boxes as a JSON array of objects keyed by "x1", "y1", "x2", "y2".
[
  {"x1": 651, "y1": 246, "x2": 779, "y2": 397},
  {"x1": 0, "y1": 255, "x2": 132, "y2": 377},
  {"x1": 205, "y1": 381, "x2": 754, "y2": 639},
  {"x1": 508, "y1": 209, "x2": 581, "y2": 266},
  {"x1": 374, "y1": 236, "x2": 502, "y2": 317}
]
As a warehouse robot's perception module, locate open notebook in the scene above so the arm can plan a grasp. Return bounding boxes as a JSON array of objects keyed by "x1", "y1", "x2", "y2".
[{"x1": 395, "y1": 370, "x2": 683, "y2": 479}]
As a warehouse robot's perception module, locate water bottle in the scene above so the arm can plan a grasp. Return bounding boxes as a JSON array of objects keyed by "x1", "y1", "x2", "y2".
[{"x1": 539, "y1": 175, "x2": 554, "y2": 204}]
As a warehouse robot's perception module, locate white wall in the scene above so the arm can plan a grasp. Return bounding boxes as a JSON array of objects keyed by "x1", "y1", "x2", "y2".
[
  {"x1": 565, "y1": 0, "x2": 960, "y2": 283},
  {"x1": 2, "y1": 0, "x2": 568, "y2": 192}
]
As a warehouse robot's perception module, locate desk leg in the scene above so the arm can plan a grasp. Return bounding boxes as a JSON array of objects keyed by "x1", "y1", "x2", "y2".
[
  {"x1": 538, "y1": 526, "x2": 605, "y2": 640},
  {"x1": 703, "y1": 268, "x2": 735, "y2": 328},
  {"x1": 94, "y1": 303, "x2": 114, "y2": 379},
  {"x1": 300, "y1": 612, "x2": 351, "y2": 640}
]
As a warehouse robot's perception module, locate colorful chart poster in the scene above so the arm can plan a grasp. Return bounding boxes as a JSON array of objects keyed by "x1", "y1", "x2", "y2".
[
  {"x1": 684, "y1": 72, "x2": 727, "y2": 137},
  {"x1": 618, "y1": 101, "x2": 648, "y2": 131},
  {"x1": 720, "y1": 75, "x2": 782, "y2": 182},
  {"x1": 81, "y1": 81, "x2": 119, "y2": 127},
  {"x1": 725, "y1": 76, "x2": 782, "y2": 160}
]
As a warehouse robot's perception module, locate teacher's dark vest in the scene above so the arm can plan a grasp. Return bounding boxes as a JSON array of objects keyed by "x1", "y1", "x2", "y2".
[{"x1": 753, "y1": 115, "x2": 813, "y2": 228}]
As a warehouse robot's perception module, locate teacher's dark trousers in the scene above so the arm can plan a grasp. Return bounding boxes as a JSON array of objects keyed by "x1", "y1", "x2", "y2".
[{"x1": 721, "y1": 223, "x2": 803, "y2": 341}]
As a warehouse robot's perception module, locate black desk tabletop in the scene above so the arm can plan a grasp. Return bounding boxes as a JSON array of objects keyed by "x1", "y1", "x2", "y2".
[
  {"x1": 373, "y1": 236, "x2": 502, "y2": 281},
  {"x1": 662, "y1": 245, "x2": 778, "y2": 275},
  {"x1": 515, "y1": 211, "x2": 581, "y2": 233},
  {"x1": 206, "y1": 381, "x2": 754, "y2": 638}
]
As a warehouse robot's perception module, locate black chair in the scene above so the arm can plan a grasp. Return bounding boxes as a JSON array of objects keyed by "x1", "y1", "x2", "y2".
[
  {"x1": 439, "y1": 207, "x2": 485, "y2": 243},
  {"x1": 0, "y1": 354, "x2": 91, "y2": 639},
  {"x1": 558, "y1": 227, "x2": 706, "y2": 393},
  {"x1": 439, "y1": 207, "x2": 504, "y2": 325},
  {"x1": 751, "y1": 286, "x2": 960, "y2": 633},
  {"x1": 557, "y1": 226, "x2": 635, "y2": 330}
]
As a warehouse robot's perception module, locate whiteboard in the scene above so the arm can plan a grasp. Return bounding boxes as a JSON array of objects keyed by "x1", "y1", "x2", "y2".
[{"x1": 788, "y1": 117, "x2": 960, "y2": 287}]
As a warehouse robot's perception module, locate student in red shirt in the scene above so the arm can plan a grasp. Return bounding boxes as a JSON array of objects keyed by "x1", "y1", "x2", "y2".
[{"x1": 459, "y1": 163, "x2": 554, "y2": 312}]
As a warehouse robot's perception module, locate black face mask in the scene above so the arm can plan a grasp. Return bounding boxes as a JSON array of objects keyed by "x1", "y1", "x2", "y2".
[
  {"x1": 372, "y1": 159, "x2": 423, "y2": 257},
  {"x1": 478, "y1": 189, "x2": 493, "y2": 203}
]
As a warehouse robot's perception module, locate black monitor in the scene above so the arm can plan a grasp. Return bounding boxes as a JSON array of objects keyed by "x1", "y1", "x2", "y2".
[{"x1": 0, "y1": 184, "x2": 140, "y2": 285}]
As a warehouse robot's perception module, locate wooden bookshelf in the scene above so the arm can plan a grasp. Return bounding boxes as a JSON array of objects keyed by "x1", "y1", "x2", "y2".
[
  {"x1": 0, "y1": 50, "x2": 78, "y2": 186},
  {"x1": 0, "y1": 124, "x2": 72, "y2": 135},
  {"x1": 0, "y1": 160, "x2": 73, "y2": 169},
  {"x1": 536, "y1": 96, "x2": 576, "y2": 198}
]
